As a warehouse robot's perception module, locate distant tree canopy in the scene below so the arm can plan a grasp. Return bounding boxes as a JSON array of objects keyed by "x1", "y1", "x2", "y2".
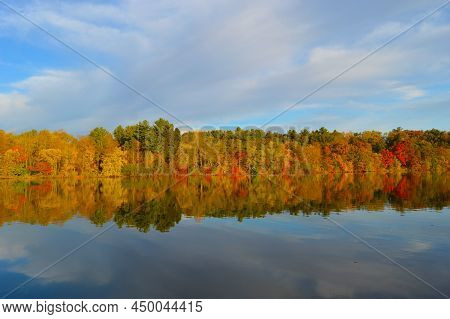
[{"x1": 0, "y1": 120, "x2": 448, "y2": 177}]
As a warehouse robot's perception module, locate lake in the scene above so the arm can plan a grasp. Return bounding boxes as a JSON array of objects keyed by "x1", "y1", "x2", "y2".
[{"x1": 0, "y1": 174, "x2": 449, "y2": 298}]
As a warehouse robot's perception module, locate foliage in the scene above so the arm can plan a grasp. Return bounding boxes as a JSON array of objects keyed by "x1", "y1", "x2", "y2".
[{"x1": 0, "y1": 120, "x2": 448, "y2": 177}]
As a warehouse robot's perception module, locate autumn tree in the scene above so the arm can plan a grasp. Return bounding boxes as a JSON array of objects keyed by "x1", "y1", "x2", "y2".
[
  {"x1": 89, "y1": 127, "x2": 118, "y2": 174},
  {"x1": 0, "y1": 121, "x2": 448, "y2": 177}
]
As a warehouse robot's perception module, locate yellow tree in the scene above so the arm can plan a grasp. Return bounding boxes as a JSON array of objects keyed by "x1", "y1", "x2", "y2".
[
  {"x1": 38, "y1": 149, "x2": 63, "y2": 175},
  {"x1": 101, "y1": 148, "x2": 126, "y2": 177},
  {"x1": 77, "y1": 137, "x2": 97, "y2": 176},
  {"x1": 0, "y1": 147, "x2": 28, "y2": 176}
]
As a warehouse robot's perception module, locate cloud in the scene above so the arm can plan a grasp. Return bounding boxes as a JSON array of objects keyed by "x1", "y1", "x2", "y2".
[
  {"x1": 393, "y1": 85, "x2": 426, "y2": 100},
  {"x1": 0, "y1": 0, "x2": 449, "y2": 132},
  {"x1": 0, "y1": 241, "x2": 27, "y2": 260},
  {"x1": 2, "y1": 214, "x2": 448, "y2": 298},
  {"x1": 0, "y1": 91, "x2": 30, "y2": 116},
  {"x1": 407, "y1": 240, "x2": 432, "y2": 253}
]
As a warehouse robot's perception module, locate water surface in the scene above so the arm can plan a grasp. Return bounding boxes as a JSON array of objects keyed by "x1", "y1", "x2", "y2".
[{"x1": 0, "y1": 174, "x2": 449, "y2": 298}]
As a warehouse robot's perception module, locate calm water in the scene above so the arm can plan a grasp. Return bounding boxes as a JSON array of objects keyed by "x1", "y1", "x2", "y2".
[{"x1": 0, "y1": 174, "x2": 449, "y2": 298}]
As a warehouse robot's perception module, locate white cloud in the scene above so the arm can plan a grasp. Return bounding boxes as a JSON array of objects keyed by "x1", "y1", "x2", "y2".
[
  {"x1": 0, "y1": 0, "x2": 449, "y2": 132},
  {"x1": 0, "y1": 92, "x2": 30, "y2": 116},
  {"x1": 3, "y1": 68, "x2": 147, "y2": 132},
  {"x1": 393, "y1": 85, "x2": 426, "y2": 100},
  {"x1": 361, "y1": 22, "x2": 408, "y2": 45},
  {"x1": 0, "y1": 241, "x2": 27, "y2": 260}
]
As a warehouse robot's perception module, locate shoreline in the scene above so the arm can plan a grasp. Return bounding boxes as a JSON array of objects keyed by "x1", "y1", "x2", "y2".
[{"x1": 0, "y1": 169, "x2": 446, "y2": 181}]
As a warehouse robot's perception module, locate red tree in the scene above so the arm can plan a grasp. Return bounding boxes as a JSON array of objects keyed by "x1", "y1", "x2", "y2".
[
  {"x1": 393, "y1": 141, "x2": 414, "y2": 167},
  {"x1": 381, "y1": 149, "x2": 395, "y2": 168},
  {"x1": 29, "y1": 161, "x2": 52, "y2": 175}
]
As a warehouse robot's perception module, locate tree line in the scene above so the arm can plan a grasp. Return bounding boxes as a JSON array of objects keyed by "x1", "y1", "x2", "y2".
[{"x1": 0, "y1": 118, "x2": 448, "y2": 177}]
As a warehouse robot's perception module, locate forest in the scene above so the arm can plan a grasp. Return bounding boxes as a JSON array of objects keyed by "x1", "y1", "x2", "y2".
[{"x1": 0, "y1": 118, "x2": 448, "y2": 177}]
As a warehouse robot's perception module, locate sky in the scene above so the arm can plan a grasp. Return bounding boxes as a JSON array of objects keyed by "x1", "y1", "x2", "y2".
[{"x1": 0, "y1": 0, "x2": 449, "y2": 134}]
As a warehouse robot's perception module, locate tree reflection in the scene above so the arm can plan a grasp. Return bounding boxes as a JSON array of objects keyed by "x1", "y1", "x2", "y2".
[{"x1": 0, "y1": 173, "x2": 448, "y2": 232}]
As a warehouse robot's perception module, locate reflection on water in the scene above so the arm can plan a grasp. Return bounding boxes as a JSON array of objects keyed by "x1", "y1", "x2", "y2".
[
  {"x1": 0, "y1": 174, "x2": 448, "y2": 231},
  {"x1": 0, "y1": 174, "x2": 449, "y2": 298}
]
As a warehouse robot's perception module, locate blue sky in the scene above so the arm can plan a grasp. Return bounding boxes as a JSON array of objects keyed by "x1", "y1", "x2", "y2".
[{"x1": 0, "y1": 0, "x2": 449, "y2": 134}]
